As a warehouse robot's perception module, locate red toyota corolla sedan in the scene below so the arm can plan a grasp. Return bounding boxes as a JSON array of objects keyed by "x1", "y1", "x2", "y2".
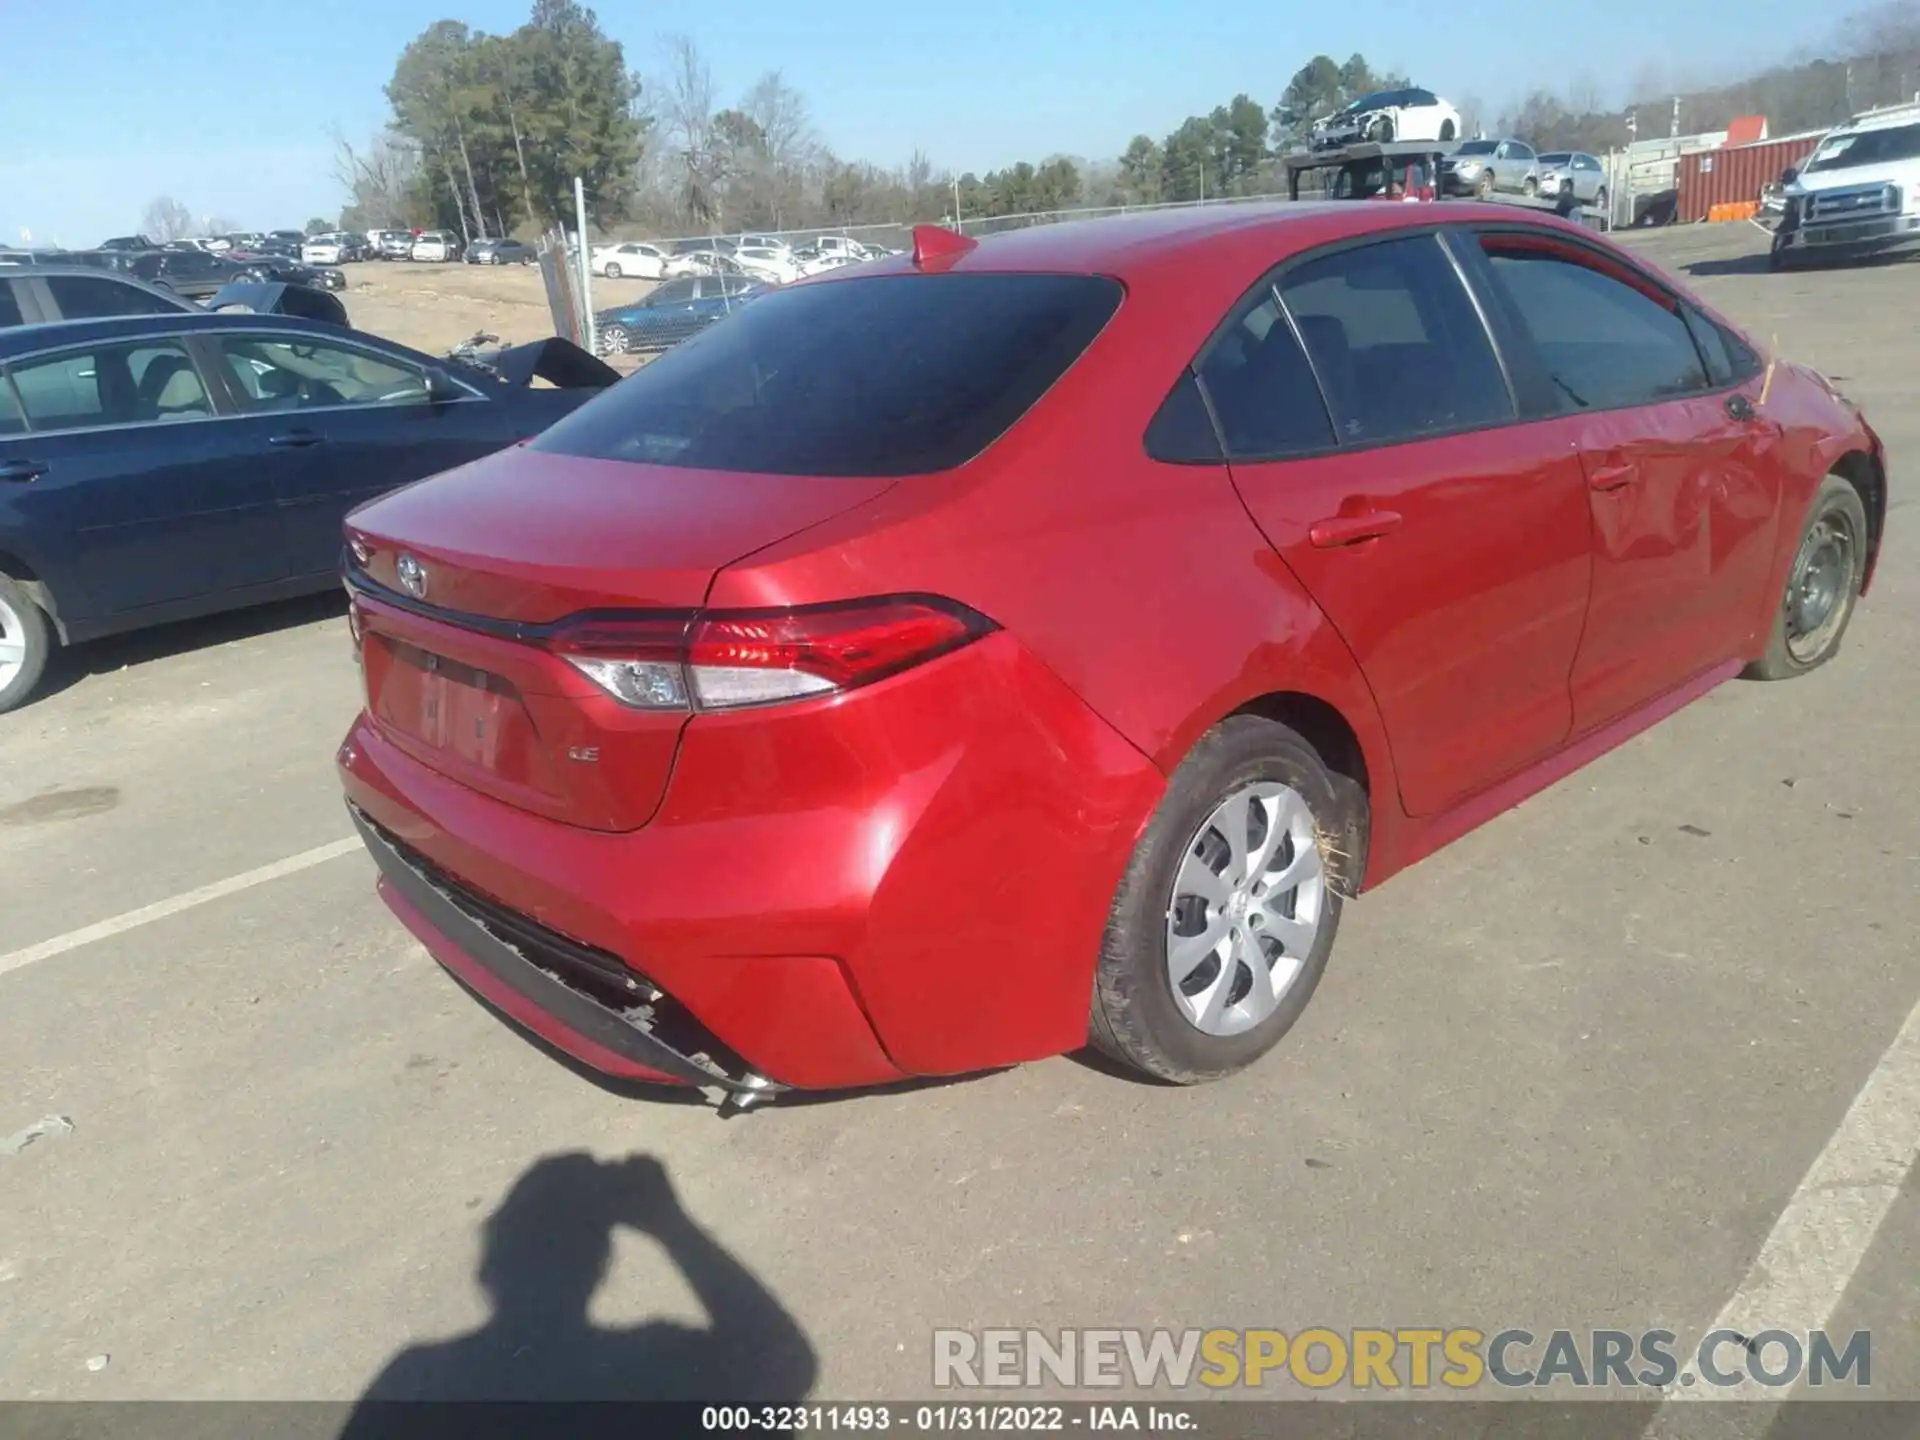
[{"x1": 337, "y1": 204, "x2": 1886, "y2": 1108}]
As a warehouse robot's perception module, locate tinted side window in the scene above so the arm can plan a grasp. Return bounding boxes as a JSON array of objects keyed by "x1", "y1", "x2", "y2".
[
  {"x1": 10, "y1": 340, "x2": 211, "y2": 431},
  {"x1": 0, "y1": 282, "x2": 23, "y2": 329},
  {"x1": 1278, "y1": 235, "x2": 1512, "y2": 445},
  {"x1": 1144, "y1": 371, "x2": 1223, "y2": 463},
  {"x1": 45, "y1": 275, "x2": 180, "y2": 319},
  {"x1": 1511, "y1": 143, "x2": 1536, "y2": 159},
  {"x1": 1682, "y1": 306, "x2": 1761, "y2": 386},
  {"x1": 1195, "y1": 287, "x2": 1335, "y2": 458},
  {"x1": 652, "y1": 278, "x2": 696, "y2": 304},
  {"x1": 1480, "y1": 238, "x2": 1708, "y2": 410}
]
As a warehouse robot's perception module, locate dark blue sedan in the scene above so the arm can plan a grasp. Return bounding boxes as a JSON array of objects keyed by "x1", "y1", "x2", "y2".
[
  {"x1": 0, "y1": 312, "x2": 617, "y2": 711},
  {"x1": 593, "y1": 275, "x2": 767, "y2": 355}
]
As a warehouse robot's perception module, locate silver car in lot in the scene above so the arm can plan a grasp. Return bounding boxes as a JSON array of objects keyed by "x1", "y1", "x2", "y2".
[
  {"x1": 1441, "y1": 138, "x2": 1539, "y2": 197},
  {"x1": 1536, "y1": 151, "x2": 1609, "y2": 209}
]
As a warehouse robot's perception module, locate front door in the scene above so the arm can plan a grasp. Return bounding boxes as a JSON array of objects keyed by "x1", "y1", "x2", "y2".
[
  {"x1": 1466, "y1": 230, "x2": 1778, "y2": 733},
  {"x1": 205, "y1": 331, "x2": 508, "y2": 580},
  {"x1": 1207, "y1": 232, "x2": 1593, "y2": 817}
]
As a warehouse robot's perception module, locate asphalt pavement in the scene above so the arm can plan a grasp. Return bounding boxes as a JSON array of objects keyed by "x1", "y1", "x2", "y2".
[{"x1": 1, "y1": 220, "x2": 1915, "y2": 1427}]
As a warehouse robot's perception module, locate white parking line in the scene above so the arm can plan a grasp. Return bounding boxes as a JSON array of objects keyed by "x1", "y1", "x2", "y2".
[
  {"x1": 1643, "y1": 991, "x2": 1920, "y2": 1433},
  {"x1": 0, "y1": 838, "x2": 363, "y2": 981}
]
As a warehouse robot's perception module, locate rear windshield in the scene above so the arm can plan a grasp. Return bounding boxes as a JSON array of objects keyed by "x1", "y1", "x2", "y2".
[
  {"x1": 534, "y1": 273, "x2": 1122, "y2": 477},
  {"x1": 1455, "y1": 140, "x2": 1497, "y2": 154},
  {"x1": 1538, "y1": 152, "x2": 1572, "y2": 165}
]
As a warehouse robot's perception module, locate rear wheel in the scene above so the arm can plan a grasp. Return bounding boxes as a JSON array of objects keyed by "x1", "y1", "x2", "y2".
[
  {"x1": 0, "y1": 576, "x2": 53, "y2": 715},
  {"x1": 1476, "y1": 170, "x2": 1495, "y2": 199},
  {"x1": 1439, "y1": 119, "x2": 1456, "y2": 141},
  {"x1": 605, "y1": 262, "x2": 622, "y2": 279},
  {"x1": 1595, "y1": 185, "x2": 1609, "y2": 216},
  {"x1": 1089, "y1": 716, "x2": 1352, "y2": 1084},
  {"x1": 1745, "y1": 475, "x2": 1869, "y2": 679}
]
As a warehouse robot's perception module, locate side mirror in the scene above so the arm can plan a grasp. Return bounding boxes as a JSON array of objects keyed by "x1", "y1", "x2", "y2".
[
  {"x1": 1781, "y1": 166, "x2": 1800, "y2": 184},
  {"x1": 424, "y1": 367, "x2": 465, "y2": 403}
]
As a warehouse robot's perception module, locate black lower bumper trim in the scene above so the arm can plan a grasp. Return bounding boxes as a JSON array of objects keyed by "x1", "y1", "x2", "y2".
[{"x1": 348, "y1": 804, "x2": 773, "y2": 1096}]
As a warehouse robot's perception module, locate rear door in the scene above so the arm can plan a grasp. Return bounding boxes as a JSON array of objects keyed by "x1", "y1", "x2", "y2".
[
  {"x1": 0, "y1": 334, "x2": 290, "y2": 620},
  {"x1": 1466, "y1": 228, "x2": 1780, "y2": 732},
  {"x1": 1208, "y1": 230, "x2": 1594, "y2": 817},
  {"x1": 205, "y1": 329, "x2": 513, "y2": 580}
]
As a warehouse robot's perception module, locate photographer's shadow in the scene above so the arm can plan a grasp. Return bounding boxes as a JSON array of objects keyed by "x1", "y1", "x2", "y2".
[{"x1": 340, "y1": 1151, "x2": 816, "y2": 1429}]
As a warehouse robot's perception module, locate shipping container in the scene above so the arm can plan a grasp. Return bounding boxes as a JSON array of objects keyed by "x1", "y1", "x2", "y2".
[{"x1": 1678, "y1": 132, "x2": 1828, "y2": 223}]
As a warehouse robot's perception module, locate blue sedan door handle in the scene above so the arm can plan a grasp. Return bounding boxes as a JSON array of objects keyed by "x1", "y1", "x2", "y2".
[
  {"x1": 0, "y1": 458, "x2": 48, "y2": 483},
  {"x1": 268, "y1": 429, "x2": 325, "y2": 448}
]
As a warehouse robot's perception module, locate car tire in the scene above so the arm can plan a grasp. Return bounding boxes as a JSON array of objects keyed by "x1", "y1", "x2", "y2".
[
  {"x1": 1594, "y1": 186, "x2": 1609, "y2": 217},
  {"x1": 1524, "y1": 176, "x2": 1538, "y2": 197},
  {"x1": 1477, "y1": 171, "x2": 1495, "y2": 199},
  {"x1": 1370, "y1": 115, "x2": 1396, "y2": 143},
  {"x1": 601, "y1": 325, "x2": 630, "y2": 355},
  {"x1": 1744, "y1": 475, "x2": 1870, "y2": 681},
  {"x1": 1088, "y1": 715, "x2": 1356, "y2": 1085},
  {"x1": 0, "y1": 575, "x2": 53, "y2": 715},
  {"x1": 605, "y1": 262, "x2": 622, "y2": 279},
  {"x1": 1439, "y1": 119, "x2": 1456, "y2": 141}
]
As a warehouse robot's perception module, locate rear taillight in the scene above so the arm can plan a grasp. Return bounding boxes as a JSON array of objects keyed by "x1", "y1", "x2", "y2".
[{"x1": 548, "y1": 597, "x2": 995, "y2": 712}]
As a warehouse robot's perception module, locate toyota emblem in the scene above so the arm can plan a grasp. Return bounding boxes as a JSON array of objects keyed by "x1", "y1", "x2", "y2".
[{"x1": 396, "y1": 553, "x2": 428, "y2": 600}]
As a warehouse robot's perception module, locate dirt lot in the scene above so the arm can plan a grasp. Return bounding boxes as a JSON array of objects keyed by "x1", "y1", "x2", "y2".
[
  {"x1": 1, "y1": 221, "x2": 1917, "y2": 1425},
  {"x1": 337, "y1": 256, "x2": 658, "y2": 367}
]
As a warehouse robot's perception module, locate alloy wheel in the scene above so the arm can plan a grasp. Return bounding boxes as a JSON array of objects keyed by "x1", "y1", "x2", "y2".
[{"x1": 1164, "y1": 781, "x2": 1326, "y2": 1037}]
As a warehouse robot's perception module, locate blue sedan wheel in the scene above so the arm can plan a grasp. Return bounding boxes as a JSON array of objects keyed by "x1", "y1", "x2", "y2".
[
  {"x1": 602, "y1": 324, "x2": 630, "y2": 355},
  {"x1": 0, "y1": 576, "x2": 52, "y2": 714}
]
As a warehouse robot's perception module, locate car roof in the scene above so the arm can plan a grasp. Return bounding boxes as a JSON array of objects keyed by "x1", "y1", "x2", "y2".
[
  {"x1": 0, "y1": 309, "x2": 385, "y2": 359},
  {"x1": 834, "y1": 201, "x2": 1557, "y2": 285}
]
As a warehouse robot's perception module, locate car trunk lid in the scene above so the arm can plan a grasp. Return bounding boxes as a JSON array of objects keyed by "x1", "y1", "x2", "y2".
[{"x1": 344, "y1": 447, "x2": 896, "y2": 831}]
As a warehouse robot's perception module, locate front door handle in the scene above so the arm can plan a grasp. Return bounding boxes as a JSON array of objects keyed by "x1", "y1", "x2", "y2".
[
  {"x1": 1725, "y1": 393, "x2": 1756, "y2": 421},
  {"x1": 0, "y1": 458, "x2": 48, "y2": 483},
  {"x1": 1588, "y1": 462, "x2": 1638, "y2": 492},
  {"x1": 1308, "y1": 510, "x2": 1403, "y2": 548},
  {"x1": 269, "y1": 429, "x2": 325, "y2": 448}
]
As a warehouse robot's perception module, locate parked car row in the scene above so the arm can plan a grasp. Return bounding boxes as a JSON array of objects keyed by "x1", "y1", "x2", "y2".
[{"x1": 588, "y1": 233, "x2": 898, "y2": 283}]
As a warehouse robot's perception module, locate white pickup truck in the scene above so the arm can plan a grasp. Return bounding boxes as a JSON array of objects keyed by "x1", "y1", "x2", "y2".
[{"x1": 1772, "y1": 104, "x2": 1920, "y2": 270}]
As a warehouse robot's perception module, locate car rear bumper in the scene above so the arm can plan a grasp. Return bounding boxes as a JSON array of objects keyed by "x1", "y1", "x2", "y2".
[{"x1": 338, "y1": 631, "x2": 1166, "y2": 1094}]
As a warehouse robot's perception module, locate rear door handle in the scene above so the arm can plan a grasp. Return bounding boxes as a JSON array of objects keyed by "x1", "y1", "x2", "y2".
[
  {"x1": 1588, "y1": 462, "x2": 1638, "y2": 492},
  {"x1": 0, "y1": 458, "x2": 48, "y2": 483},
  {"x1": 1308, "y1": 510, "x2": 1403, "y2": 548},
  {"x1": 268, "y1": 429, "x2": 325, "y2": 448}
]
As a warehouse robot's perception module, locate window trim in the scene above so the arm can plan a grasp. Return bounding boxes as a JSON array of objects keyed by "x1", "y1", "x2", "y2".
[
  {"x1": 1170, "y1": 225, "x2": 1525, "y2": 466},
  {"x1": 1462, "y1": 222, "x2": 1755, "y2": 418}
]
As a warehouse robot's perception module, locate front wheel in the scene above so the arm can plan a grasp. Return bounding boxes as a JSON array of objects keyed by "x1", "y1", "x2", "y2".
[
  {"x1": 0, "y1": 576, "x2": 53, "y2": 715},
  {"x1": 605, "y1": 262, "x2": 622, "y2": 279},
  {"x1": 1594, "y1": 186, "x2": 1609, "y2": 216},
  {"x1": 601, "y1": 324, "x2": 631, "y2": 355},
  {"x1": 1745, "y1": 475, "x2": 1870, "y2": 680},
  {"x1": 1477, "y1": 170, "x2": 1495, "y2": 199},
  {"x1": 1523, "y1": 175, "x2": 1538, "y2": 197},
  {"x1": 1369, "y1": 115, "x2": 1396, "y2": 143},
  {"x1": 1089, "y1": 715, "x2": 1356, "y2": 1084}
]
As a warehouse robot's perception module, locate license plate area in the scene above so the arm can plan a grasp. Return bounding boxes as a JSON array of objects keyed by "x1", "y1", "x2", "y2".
[{"x1": 378, "y1": 638, "x2": 535, "y2": 779}]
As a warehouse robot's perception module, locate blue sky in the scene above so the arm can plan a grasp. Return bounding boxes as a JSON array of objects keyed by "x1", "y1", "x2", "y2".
[{"x1": 3, "y1": 0, "x2": 1839, "y2": 245}]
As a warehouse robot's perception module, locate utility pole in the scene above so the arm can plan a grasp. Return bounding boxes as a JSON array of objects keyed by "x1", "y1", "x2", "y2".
[{"x1": 953, "y1": 176, "x2": 962, "y2": 232}]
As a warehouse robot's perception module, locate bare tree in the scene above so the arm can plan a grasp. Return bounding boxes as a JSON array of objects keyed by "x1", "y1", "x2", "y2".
[
  {"x1": 140, "y1": 196, "x2": 194, "y2": 242},
  {"x1": 330, "y1": 127, "x2": 424, "y2": 228},
  {"x1": 1567, "y1": 72, "x2": 1605, "y2": 118},
  {"x1": 659, "y1": 34, "x2": 720, "y2": 228}
]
